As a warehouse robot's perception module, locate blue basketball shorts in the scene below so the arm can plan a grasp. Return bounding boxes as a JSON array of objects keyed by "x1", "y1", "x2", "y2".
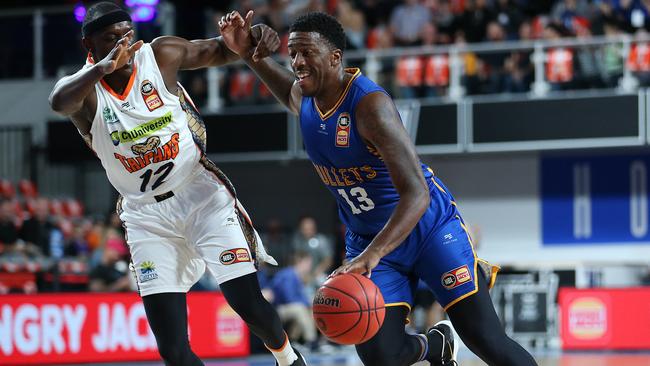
[{"x1": 345, "y1": 181, "x2": 499, "y2": 311}]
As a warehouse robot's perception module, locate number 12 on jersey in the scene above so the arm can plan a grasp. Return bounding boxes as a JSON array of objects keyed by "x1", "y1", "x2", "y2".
[{"x1": 337, "y1": 187, "x2": 375, "y2": 214}]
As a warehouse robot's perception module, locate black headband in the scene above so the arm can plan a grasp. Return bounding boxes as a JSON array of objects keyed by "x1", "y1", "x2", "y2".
[{"x1": 82, "y1": 9, "x2": 132, "y2": 37}]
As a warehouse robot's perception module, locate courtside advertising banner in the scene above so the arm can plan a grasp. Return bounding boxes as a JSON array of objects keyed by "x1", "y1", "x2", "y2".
[
  {"x1": 559, "y1": 287, "x2": 650, "y2": 349},
  {"x1": 0, "y1": 292, "x2": 249, "y2": 365}
]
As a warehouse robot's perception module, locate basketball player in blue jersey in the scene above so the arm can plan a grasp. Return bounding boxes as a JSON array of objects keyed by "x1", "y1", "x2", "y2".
[{"x1": 219, "y1": 11, "x2": 537, "y2": 366}]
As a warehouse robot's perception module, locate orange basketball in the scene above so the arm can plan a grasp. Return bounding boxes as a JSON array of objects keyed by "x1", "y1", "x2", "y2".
[{"x1": 312, "y1": 273, "x2": 385, "y2": 345}]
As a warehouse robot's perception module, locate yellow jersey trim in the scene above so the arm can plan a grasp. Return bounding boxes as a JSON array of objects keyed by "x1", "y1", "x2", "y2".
[
  {"x1": 316, "y1": 68, "x2": 361, "y2": 120},
  {"x1": 385, "y1": 301, "x2": 412, "y2": 312}
]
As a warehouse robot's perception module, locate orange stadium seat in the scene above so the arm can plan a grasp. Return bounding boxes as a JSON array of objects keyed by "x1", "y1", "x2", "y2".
[
  {"x1": 18, "y1": 179, "x2": 37, "y2": 199},
  {"x1": 0, "y1": 179, "x2": 16, "y2": 199}
]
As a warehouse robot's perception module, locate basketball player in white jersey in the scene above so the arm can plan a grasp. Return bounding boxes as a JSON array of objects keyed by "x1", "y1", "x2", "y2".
[{"x1": 49, "y1": 3, "x2": 306, "y2": 366}]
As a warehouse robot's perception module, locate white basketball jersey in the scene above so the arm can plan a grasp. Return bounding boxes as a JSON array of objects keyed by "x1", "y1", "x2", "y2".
[{"x1": 88, "y1": 43, "x2": 201, "y2": 201}]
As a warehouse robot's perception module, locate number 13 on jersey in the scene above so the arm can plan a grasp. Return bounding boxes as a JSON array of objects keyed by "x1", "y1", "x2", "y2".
[{"x1": 337, "y1": 187, "x2": 375, "y2": 214}]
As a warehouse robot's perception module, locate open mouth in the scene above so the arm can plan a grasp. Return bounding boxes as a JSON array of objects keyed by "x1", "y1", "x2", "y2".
[{"x1": 295, "y1": 70, "x2": 311, "y2": 84}]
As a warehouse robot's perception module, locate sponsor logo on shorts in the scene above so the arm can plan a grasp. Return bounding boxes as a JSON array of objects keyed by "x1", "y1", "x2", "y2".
[
  {"x1": 442, "y1": 233, "x2": 457, "y2": 245},
  {"x1": 220, "y1": 248, "x2": 251, "y2": 265},
  {"x1": 225, "y1": 217, "x2": 238, "y2": 226},
  {"x1": 139, "y1": 261, "x2": 159, "y2": 282},
  {"x1": 441, "y1": 264, "x2": 472, "y2": 290}
]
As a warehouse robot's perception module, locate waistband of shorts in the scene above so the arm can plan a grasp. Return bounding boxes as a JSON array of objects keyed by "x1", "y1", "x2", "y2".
[{"x1": 121, "y1": 164, "x2": 203, "y2": 205}]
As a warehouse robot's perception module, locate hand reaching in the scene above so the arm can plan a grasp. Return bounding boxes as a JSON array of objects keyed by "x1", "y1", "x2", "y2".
[
  {"x1": 219, "y1": 10, "x2": 280, "y2": 61},
  {"x1": 330, "y1": 249, "x2": 381, "y2": 278},
  {"x1": 96, "y1": 30, "x2": 143, "y2": 75}
]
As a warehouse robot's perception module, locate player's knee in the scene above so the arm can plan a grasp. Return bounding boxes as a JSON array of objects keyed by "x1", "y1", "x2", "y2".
[{"x1": 229, "y1": 291, "x2": 266, "y2": 321}]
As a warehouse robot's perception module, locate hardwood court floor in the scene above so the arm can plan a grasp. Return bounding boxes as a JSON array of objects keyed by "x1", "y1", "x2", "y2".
[{"x1": 61, "y1": 349, "x2": 650, "y2": 366}]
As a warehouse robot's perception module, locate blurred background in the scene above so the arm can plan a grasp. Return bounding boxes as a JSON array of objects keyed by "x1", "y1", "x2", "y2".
[{"x1": 2, "y1": 0, "x2": 650, "y2": 365}]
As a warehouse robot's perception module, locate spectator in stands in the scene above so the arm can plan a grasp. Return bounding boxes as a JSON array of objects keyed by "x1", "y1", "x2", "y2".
[
  {"x1": 261, "y1": 218, "x2": 292, "y2": 270},
  {"x1": 271, "y1": 251, "x2": 317, "y2": 349},
  {"x1": 481, "y1": 21, "x2": 509, "y2": 93},
  {"x1": 551, "y1": 0, "x2": 593, "y2": 31},
  {"x1": 19, "y1": 197, "x2": 55, "y2": 257},
  {"x1": 454, "y1": 30, "x2": 484, "y2": 95},
  {"x1": 337, "y1": 0, "x2": 366, "y2": 50},
  {"x1": 502, "y1": 20, "x2": 534, "y2": 92},
  {"x1": 459, "y1": 0, "x2": 496, "y2": 43},
  {"x1": 65, "y1": 222, "x2": 91, "y2": 258},
  {"x1": 600, "y1": 17, "x2": 625, "y2": 87},
  {"x1": 573, "y1": 18, "x2": 606, "y2": 89},
  {"x1": 357, "y1": 0, "x2": 396, "y2": 28},
  {"x1": 88, "y1": 237, "x2": 131, "y2": 292},
  {"x1": 260, "y1": 0, "x2": 292, "y2": 34},
  {"x1": 291, "y1": 215, "x2": 333, "y2": 286},
  {"x1": 609, "y1": 0, "x2": 650, "y2": 32},
  {"x1": 390, "y1": 0, "x2": 433, "y2": 46},
  {"x1": 430, "y1": 0, "x2": 457, "y2": 43},
  {"x1": 494, "y1": 0, "x2": 525, "y2": 39},
  {"x1": 0, "y1": 199, "x2": 18, "y2": 254}
]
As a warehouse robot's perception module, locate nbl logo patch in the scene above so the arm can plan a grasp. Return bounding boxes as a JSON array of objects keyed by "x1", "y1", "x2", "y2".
[
  {"x1": 220, "y1": 248, "x2": 251, "y2": 265},
  {"x1": 335, "y1": 112, "x2": 351, "y2": 147},
  {"x1": 441, "y1": 265, "x2": 472, "y2": 290},
  {"x1": 140, "y1": 79, "x2": 164, "y2": 111}
]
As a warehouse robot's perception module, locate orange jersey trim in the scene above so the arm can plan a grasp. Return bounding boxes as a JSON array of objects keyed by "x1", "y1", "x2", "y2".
[
  {"x1": 99, "y1": 64, "x2": 137, "y2": 101},
  {"x1": 87, "y1": 52, "x2": 138, "y2": 101}
]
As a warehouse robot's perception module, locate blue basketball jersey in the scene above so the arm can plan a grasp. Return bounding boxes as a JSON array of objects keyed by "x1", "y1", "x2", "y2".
[{"x1": 299, "y1": 68, "x2": 438, "y2": 236}]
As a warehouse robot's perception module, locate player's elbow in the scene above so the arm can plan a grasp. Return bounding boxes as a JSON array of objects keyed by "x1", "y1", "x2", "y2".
[
  {"x1": 49, "y1": 91, "x2": 76, "y2": 116},
  {"x1": 48, "y1": 91, "x2": 67, "y2": 114}
]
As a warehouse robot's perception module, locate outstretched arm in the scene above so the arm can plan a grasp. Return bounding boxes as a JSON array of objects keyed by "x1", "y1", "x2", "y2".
[
  {"x1": 332, "y1": 92, "x2": 431, "y2": 277},
  {"x1": 218, "y1": 10, "x2": 302, "y2": 114},
  {"x1": 152, "y1": 20, "x2": 279, "y2": 94},
  {"x1": 49, "y1": 30, "x2": 143, "y2": 133}
]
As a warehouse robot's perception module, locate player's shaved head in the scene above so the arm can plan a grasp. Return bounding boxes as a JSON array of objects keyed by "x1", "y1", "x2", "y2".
[{"x1": 82, "y1": 1, "x2": 131, "y2": 37}]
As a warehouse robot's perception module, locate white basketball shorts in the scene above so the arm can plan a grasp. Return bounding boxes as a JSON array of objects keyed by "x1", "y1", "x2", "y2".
[{"x1": 118, "y1": 167, "x2": 261, "y2": 297}]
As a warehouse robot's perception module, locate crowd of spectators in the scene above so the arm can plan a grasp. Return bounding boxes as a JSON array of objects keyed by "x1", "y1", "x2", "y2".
[
  {"x1": 3, "y1": 1, "x2": 649, "y2": 103},
  {"x1": 186, "y1": 0, "x2": 650, "y2": 106}
]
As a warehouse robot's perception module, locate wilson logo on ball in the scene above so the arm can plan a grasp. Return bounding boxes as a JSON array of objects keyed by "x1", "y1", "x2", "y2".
[{"x1": 314, "y1": 294, "x2": 341, "y2": 307}]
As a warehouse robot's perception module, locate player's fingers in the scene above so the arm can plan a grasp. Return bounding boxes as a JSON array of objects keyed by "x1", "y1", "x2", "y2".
[
  {"x1": 244, "y1": 10, "x2": 254, "y2": 28},
  {"x1": 128, "y1": 40, "x2": 144, "y2": 54},
  {"x1": 111, "y1": 42, "x2": 126, "y2": 59},
  {"x1": 229, "y1": 11, "x2": 241, "y2": 26}
]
